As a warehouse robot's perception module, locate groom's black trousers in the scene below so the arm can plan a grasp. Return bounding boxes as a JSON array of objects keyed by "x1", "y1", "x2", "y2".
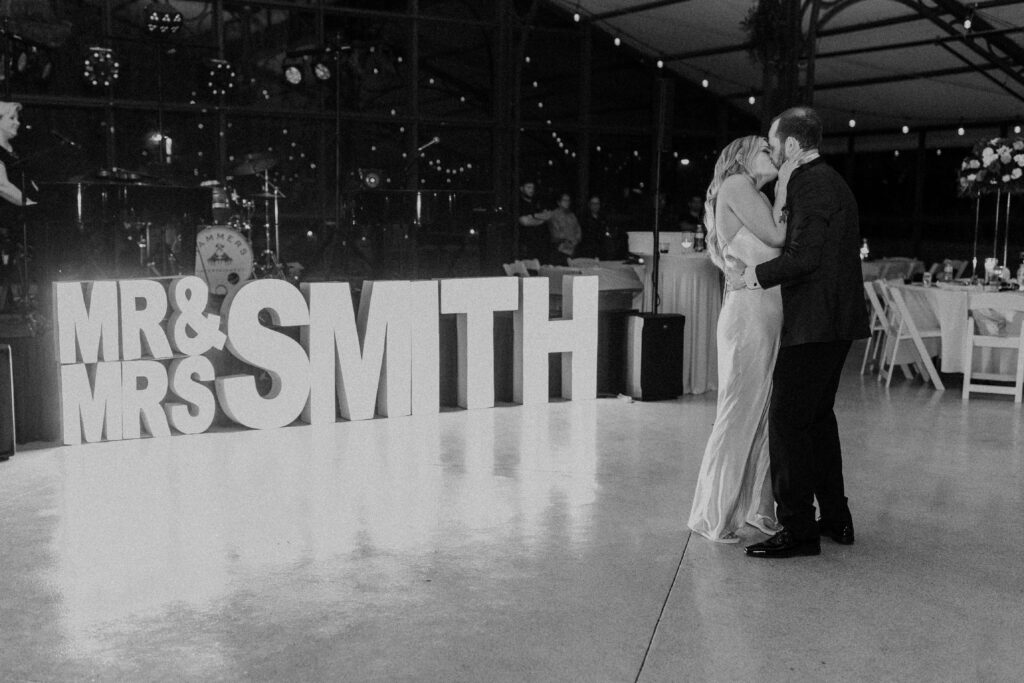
[{"x1": 769, "y1": 339, "x2": 853, "y2": 540}]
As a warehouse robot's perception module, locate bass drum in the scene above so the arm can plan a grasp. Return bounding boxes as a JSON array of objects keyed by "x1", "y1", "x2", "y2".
[{"x1": 195, "y1": 225, "x2": 254, "y2": 297}]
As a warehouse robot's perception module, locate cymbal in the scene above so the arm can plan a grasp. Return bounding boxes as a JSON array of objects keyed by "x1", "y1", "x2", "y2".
[{"x1": 230, "y1": 152, "x2": 277, "y2": 176}]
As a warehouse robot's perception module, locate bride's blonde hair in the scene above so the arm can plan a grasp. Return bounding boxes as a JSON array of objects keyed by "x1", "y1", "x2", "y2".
[{"x1": 703, "y1": 135, "x2": 764, "y2": 270}]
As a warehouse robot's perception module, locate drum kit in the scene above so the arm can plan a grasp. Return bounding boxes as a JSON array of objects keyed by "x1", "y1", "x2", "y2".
[{"x1": 195, "y1": 151, "x2": 288, "y2": 297}]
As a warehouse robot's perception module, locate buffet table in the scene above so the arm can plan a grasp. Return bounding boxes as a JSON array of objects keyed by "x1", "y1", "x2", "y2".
[
  {"x1": 894, "y1": 283, "x2": 1024, "y2": 374},
  {"x1": 636, "y1": 253, "x2": 722, "y2": 394}
]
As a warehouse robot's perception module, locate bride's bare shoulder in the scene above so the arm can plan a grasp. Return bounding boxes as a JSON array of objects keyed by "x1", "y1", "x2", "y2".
[{"x1": 718, "y1": 174, "x2": 756, "y2": 196}]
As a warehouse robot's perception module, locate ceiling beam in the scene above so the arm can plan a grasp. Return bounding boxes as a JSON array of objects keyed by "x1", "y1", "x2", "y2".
[
  {"x1": 814, "y1": 25, "x2": 1024, "y2": 60},
  {"x1": 664, "y1": 0, "x2": 1024, "y2": 62},
  {"x1": 935, "y1": 42, "x2": 1024, "y2": 105},
  {"x1": 725, "y1": 63, "x2": 1003, "y2": 96},
  {"x1": 590, "y1": 0, "x2": 699, "y2": 21},
  {"x1": 914, "y1": 0, "x2": 1024, "y2": 91}
]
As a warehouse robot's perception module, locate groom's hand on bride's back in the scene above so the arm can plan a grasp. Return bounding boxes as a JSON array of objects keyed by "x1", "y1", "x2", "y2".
[{"x1": 724, "y1": 257, "x2": 747, "y2": 290}]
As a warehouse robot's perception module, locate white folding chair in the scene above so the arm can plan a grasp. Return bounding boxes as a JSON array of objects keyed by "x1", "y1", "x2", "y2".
[
  {"x1": 861, "y1": 281, "x2": 888, "y2": 374},
  {"x1": 962, "y1": 293, "x2": 1024, "y2": 403},
  {"x1": 877, "y1": 284, "x2": 945, "y2": 390}
]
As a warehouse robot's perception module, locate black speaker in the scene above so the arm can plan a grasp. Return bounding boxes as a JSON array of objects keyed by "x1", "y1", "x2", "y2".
[
  {"x1": 0, "y1": 344, "x2": 14, "y2": 457},
  {"x1": 625, "y1": 313, "x2": 684, "y2": 401}
]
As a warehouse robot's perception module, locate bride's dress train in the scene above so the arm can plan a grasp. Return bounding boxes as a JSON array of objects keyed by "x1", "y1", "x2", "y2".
[{"x1": 688, "y1": 226, "x2": 783, "y2": 542}]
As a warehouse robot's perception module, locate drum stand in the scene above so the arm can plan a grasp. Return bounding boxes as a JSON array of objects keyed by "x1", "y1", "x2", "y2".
[{"x1": 254, "y1": 170, "x2": 285, "y2": 279}]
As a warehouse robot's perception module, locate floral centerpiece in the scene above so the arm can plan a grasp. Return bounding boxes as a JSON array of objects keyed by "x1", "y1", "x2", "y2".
[{"x1": 959, "y1": 136, "x2": 1024, "y2": 196}]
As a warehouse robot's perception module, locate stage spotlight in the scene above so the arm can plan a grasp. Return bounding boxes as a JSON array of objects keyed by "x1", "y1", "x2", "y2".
[
  {"x1": 13, "y1": 45, "x2": 52, "y2": 83},
  {"x1": 83, "y1": 46, "x2": 120, "y2": 88},
  {"x1": 282, "y1": 57, "x2": 304, "y2": 85},
  {"x1": 312, "y1": 58, "x2": 331, "y2": 82},
  {"x1": 358, "y1": 168, "x2": 383, "y2": 190},
  {"x1": 145, "y1": 2, "x2": 184, "y2": 35},
  {"x1": 206, "y1": 58, "x2": 236, "y2": 96}
]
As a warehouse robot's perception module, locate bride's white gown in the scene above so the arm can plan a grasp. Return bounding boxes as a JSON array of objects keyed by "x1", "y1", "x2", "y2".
[{"x1": 688, "y1": 226, "x2": 783, "y2": 542}]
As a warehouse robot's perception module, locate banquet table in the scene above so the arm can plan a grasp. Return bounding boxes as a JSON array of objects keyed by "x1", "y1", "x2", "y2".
[
  {"x1": 636, "y1": 253, "x2": 723, "y2": 394},
  {"x1": 893, "y1": 283, "x2": 1024, "y2": 374}
]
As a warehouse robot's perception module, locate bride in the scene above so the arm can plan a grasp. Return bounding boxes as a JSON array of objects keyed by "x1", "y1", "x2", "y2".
[{"x1": 687, "y1": 135, "x2": 801, "y2": 543}]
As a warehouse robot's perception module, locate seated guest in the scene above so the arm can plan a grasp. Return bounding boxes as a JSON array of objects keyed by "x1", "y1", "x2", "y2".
[{"x1": 547, "y1": 192, "x2": 582, "y2": 265}]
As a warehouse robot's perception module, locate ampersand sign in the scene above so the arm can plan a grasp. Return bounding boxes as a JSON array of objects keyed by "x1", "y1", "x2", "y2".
[{"x1": 168, "y1": 276, "x2": 227, "y2": 355}]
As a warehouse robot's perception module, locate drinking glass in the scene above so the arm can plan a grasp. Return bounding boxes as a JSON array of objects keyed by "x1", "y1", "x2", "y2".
[{"x1": 680, "y1": 231, "x2": 695, "y2": 251}]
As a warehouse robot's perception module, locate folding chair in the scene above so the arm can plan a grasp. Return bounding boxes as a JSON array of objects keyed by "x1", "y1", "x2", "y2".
[
  {"x1": 962, "y1": 293, "x2": 1024, "y2": 403},
  {"x1": 861, "y1": 281, "x2": 889, "y2": 374},
  {"x1": 877, "y1": 284, "x2": 945, "y2": 390}
]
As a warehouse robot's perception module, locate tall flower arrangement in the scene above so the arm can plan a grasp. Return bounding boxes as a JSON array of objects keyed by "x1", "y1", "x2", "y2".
[
  {"x1": 959, "y1": 136, "x2": 1024, "y2": 196},
  {"x1": 959, "y1": 136, "x2": 1024, "y2": 274}
]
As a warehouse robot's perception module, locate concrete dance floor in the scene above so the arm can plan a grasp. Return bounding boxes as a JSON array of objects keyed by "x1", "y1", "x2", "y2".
[{"x1": 1, "y1": 340, "x2": 1021, "y2": 682}]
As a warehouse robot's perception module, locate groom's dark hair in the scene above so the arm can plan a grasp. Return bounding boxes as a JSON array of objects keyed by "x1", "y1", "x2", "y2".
[{"x1": 772, "y1": 106, "x2": 822, "y2": 150}]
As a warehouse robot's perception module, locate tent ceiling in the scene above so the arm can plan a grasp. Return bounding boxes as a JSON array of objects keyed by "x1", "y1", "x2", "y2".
[{"x1": 547, "y1": 0, "x2": 1024, "y2": 139}]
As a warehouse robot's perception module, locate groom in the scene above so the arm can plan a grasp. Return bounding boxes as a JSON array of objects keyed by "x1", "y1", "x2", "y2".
[{"x1": 727, "y1": 106, "x2": 870, "y2": 558}]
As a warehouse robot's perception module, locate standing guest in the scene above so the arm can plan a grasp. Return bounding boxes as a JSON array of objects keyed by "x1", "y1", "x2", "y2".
[
  {"x1": 577, "y1": 195, "x2": 606, "y2": 258},
  {"x1": 516, "y1": 179, "x2": 551, "y2": 261},
  {"x1": 680, "y1": 194, "x2": 704, "y2": 231},
  {"x1": 547, "y1": 192, "x2": 581, "y2": 265},
  {"x1": 727, "y1": 106, "x2": 870, "y2": 558}
]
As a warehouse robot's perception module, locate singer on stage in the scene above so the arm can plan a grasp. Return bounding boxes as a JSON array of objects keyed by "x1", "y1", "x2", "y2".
[{"x1": 0, "y1": 101, "x2": 33, "y2": 209}]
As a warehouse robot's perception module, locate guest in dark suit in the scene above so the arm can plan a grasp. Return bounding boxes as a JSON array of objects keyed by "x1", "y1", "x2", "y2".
[{"x1": 727, "y1": 106, "x2": 870, "y2": 558}]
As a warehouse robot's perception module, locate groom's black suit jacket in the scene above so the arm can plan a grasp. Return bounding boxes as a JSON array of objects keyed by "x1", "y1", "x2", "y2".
[{"x1": 754, "y1": 157, "x2": 870, "y2": 347}]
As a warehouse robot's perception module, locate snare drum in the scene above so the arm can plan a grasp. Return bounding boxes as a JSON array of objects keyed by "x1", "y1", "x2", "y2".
[{"x1": 195, "y1": 225, "x2": 254, "y2": 297}]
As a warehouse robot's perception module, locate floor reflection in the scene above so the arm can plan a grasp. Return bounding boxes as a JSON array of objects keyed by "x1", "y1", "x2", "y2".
[{"x1": 47, "y1": 402, "x2": 600, "y2": 657}]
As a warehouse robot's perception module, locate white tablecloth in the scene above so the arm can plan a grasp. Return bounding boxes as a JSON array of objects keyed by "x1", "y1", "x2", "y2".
[
  {"x1": 894, "y1": 284, "x2": 1024, "y2": 373},
  {"x1": 635, "y1": 254, "x2": 723, "y2": 394}
]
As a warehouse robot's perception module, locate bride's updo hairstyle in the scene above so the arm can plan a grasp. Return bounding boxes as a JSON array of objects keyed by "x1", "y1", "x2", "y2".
[{"x1": 703, "y1": 135, "x2": 763, "y2": 270}]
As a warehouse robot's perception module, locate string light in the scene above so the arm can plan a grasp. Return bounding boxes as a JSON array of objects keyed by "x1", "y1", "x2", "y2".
[
  {"x1": 901, "y1": 125, "x2": 910, "y2": 134},
  {"x1": 957, "y1": 126, "x2": 965, "y2": 136},
  {"x1": 701, "y1": 77, "x2": 709, "y2": 88},
  {"x1": 656, "y1": 59, "x2": 664, "y2": 69},
  {"x1": 848, "y1": 117, "x2": 856, "y2": 128},
  {"x1": 1014, "y1": 125, "x2": 1022, "y2": 134},
  {"x1": 614, "y1": 37, "x2": 621, "y2": 47},
  {"x1": 748, "y1": 94, "x2": 756, "y2": 105}
]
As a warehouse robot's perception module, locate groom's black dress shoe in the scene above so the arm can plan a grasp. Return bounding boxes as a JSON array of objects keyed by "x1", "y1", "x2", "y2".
[
  {"x1": 745, "y1": 531, "x2": 820, "y2": 558},
  {"x1": 818, "y1": 519, "x2": 855, "y2": 545}
]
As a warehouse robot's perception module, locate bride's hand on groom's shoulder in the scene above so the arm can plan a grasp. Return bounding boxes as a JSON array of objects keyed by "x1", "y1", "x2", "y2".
[{"x1": 777, "y1": 156, "x2": 802, "y2": 188}]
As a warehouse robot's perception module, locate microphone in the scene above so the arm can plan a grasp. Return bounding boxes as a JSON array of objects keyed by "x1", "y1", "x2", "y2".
[
  {"x1": 51, "y1": 130, "x2": 81, "y2": 149},
  {"x1": 417, "y1": 136, "x2": 440, "y2": 153}
]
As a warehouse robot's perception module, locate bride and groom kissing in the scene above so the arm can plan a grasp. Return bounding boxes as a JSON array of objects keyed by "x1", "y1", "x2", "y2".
[{"x1": 687, "y1": 106, "x2": 870, "y2": 558}]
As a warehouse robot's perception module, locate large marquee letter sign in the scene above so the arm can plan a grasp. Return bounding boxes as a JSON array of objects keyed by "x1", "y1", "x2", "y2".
[{"x1": 54, "y1": 275, "x2": 599, "y2": 446}]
